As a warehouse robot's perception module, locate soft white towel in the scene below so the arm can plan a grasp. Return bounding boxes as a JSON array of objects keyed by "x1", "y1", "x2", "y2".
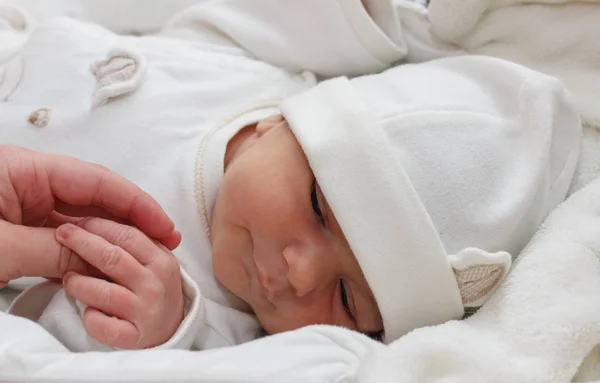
[{"x1": 357, "y1": 151, "x2": 600, "y2": 382}]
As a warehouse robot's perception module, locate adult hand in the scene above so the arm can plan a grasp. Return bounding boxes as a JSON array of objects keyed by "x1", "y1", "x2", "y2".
[{"x1": 0, "y1": 145, "x2": 181, "y2": 287}]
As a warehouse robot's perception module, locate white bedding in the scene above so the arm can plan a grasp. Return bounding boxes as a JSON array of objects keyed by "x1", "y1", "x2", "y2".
[{"x1": 2, "y1": 0, "x2": 600, "y2": 382}]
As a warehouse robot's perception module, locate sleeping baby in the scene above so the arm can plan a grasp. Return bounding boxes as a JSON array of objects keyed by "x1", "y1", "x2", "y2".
[{"x1": 2, "y1": 0, "x2": 582, "y2": 351}]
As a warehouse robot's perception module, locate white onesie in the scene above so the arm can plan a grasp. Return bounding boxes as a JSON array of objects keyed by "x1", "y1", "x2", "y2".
[{"x1": 0, "y1": 0, "x2": 407, "y2": 351}]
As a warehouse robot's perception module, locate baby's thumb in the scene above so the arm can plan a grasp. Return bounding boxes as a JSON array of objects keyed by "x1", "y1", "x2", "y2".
[{"x1": 0, "y1": 220, "x2": 90, "y2": 283}]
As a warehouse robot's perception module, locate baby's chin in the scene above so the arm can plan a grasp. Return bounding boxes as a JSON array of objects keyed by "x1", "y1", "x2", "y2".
[
  {"x1": 217, "y1": 281, "x2": 254, "y2": 314},
  {"x1": 253, "y1": 307, "x2": 315, "y2": 336},
  {"x1": 250, "y1": 305, "x2": 281, "y2": 335}
]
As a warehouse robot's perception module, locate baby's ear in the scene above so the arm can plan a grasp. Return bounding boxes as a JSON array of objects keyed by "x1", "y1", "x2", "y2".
[{"x1": 449, "y1": 248, "x2": 512, "y2": 308}]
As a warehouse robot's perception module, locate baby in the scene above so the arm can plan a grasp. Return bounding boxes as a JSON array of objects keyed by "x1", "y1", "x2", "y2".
[{"x1": 2, "y1": 0, "x2": 582, "y2": 351}]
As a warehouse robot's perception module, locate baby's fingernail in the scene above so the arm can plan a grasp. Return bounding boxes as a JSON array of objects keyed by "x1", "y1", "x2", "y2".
[{"x1": 56, "y1": 224, "x2": 76, "y2": 240}]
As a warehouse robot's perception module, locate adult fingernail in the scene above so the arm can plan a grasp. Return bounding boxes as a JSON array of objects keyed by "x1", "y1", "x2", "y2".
[{"x1": 56, "y1": 224, "x2": 76, "y2": 240}]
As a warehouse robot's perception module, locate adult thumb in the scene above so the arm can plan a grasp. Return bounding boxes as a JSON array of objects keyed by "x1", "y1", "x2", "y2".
[{"x1": 0, "y1": 220, "x2": 90, "y2": 284}]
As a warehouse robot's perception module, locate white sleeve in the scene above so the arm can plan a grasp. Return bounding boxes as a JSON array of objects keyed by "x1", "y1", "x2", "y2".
[
  {"x1": 150, "y1": 268, "x2": 203, "y2": 350},
  {"x1": 7, "y1": 268, "x2": 202, "y2": 352},
  {"x1": 0, "y1": 317, "x2": 383, "y2": 382},
  {"x1": 162, "y1": 0, "x2": 407, "y2": 78}
]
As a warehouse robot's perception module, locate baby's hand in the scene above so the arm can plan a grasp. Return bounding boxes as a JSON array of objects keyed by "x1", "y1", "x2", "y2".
[{"x1": 55, "y1": 218, "x2": 184, "y2": 349}]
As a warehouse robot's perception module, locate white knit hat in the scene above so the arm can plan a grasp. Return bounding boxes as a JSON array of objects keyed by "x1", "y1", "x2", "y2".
[{"x1": 280, "y1": 55, "x2": 581, "y2": 343}]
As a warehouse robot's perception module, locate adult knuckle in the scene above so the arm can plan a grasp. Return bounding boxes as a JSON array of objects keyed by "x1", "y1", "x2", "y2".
[
  {"x1": 18, "y1": 169, "x2": 53, "y2": 218},
  {"x1": 0, "y1": 147, "x2": 45, "y2": 222}
]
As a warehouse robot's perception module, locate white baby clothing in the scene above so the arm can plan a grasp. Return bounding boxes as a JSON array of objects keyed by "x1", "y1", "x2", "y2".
[
  {"x1": 1, "y1": 0, "x2": 407, "y2": 351},
  {"x1": 282, "y1": 55, "x2": 582, "y2": 342}
]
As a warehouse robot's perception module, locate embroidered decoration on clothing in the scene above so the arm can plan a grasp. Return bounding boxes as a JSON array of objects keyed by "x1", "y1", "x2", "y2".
[
  {"x1": 28, "y1": 108, "x2": 52, "y2": 128},
  {"x1": 449, "y1": 247, "x2": 512, "y2": 308},
  {"x1": 90, "y1": 49, "x2": 147, "y2": 108},
  {"x1": 453, "y1": 264, "x2": 504, "y2": 305}
]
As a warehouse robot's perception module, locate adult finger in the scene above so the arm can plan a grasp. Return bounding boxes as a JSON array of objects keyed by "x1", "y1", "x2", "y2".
[
  {"x1": 53, "y1": 202, "x2": 132, "y2": 226},
  {"x1": 63, "y1": 272, "x2": 138, "y2": 320},
  {"x1": 82, "y1": 307, "x2": 140, "y2": 349},
  {"x1": 47, "y1": 210, "x2": 181, "y2": 251},
  {"x1": 14, "y1": 146, "x2": 178, "y2": 241},
  {"x1": 0, "y1": 220, "x2": 90, "y2": 282},
  {"x1": 55, "y1": 223, "x2": 151, "y2": 292}
]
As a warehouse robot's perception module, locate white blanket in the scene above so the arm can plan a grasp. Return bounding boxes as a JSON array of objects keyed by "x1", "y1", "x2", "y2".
[
  {"x1": 426, "y1": 0, "x2": 600, "y2": 127},
  {"x1": 359, "y1": 163, "x2": 600, "y2": 383},
  {"x1": 357, "y1": 0, "x2": 600, "y2": 382},
  {"x1": 2, "y1": 0, "x2": 600, "y2": 382}
]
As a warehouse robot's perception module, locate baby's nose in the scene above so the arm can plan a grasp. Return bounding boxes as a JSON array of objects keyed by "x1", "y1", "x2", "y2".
[{"x1": 283, "y1": 244, "x2": 335, "y2": 297}]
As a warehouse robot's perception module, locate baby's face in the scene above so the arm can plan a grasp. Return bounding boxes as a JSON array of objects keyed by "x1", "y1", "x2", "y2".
[{"x1": 211, "y1": 116, "x2": 383, "y2": 338}]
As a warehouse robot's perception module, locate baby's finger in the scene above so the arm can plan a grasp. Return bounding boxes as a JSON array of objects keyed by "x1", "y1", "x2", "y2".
[
  {"x1": 48, "y1": 210, "x2": 181, "y2": 251},
  {"x1": 76, "y1": 218, "x2": 172, "y2": 265},
  {"x1": 82, "y1": 307, "x2": 140, "y2": 349},
  {"x1": 63, "y1": 272, "x2": 138, "y2": 320},
  {"x1": 56, "y1": 224, "x2": 150, "y2": 291}
]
